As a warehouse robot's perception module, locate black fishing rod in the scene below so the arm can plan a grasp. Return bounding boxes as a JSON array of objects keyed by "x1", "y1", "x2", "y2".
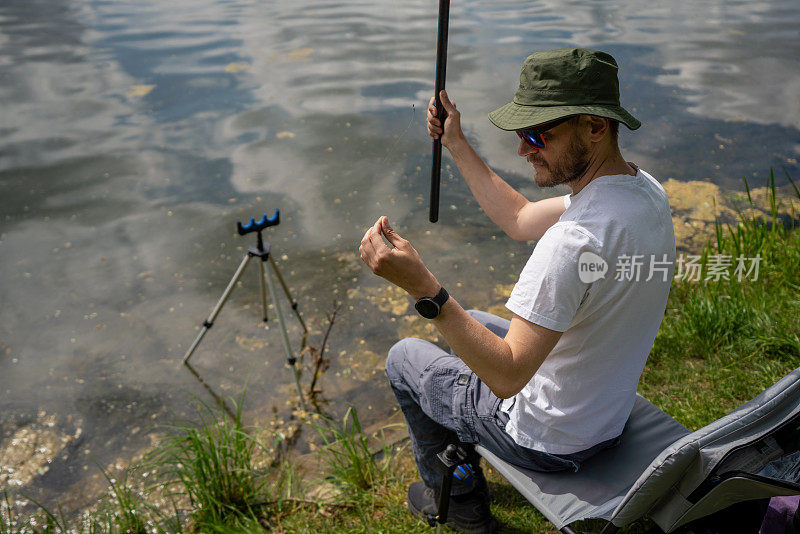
[{"x1": 430, "y1": 0, "x2": 450, "y2": 223}]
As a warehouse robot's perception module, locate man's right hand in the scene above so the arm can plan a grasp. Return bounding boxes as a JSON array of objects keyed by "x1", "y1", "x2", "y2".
[
  {"x1": 427, "y1": 90, "x2": 464, "y2": 148},
  {"x1": 425, "y1": 89, "x2": 565, "y2": 242}
]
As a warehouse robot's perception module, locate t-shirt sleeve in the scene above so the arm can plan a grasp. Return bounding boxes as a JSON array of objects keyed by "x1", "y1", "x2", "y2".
[{"x1": 506, "y1": 222, "x2": 600, "y2": 332}]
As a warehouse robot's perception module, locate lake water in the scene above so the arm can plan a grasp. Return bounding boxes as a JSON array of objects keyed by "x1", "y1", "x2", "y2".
[{"x1": 1, "y1": 0, "x2": 799, "y2": 511}]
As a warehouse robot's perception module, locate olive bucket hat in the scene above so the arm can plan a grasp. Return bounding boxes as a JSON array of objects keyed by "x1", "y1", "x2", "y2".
[{"x1": 488, "y1": 47, "x2": 641, "y2": 131}]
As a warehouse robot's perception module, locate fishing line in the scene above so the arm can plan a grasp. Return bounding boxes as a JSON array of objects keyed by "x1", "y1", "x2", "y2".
[
  {"x1": 376, "y1": 0, "x2": 417, "y2": 169},
  {"x1": 378, "y1": 103, "x2": 416, "y2": 167}
]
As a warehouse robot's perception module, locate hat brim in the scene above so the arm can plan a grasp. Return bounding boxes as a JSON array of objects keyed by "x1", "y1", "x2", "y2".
[{"x1": 488, "y1": 102, "x2": 641, "y2": 131}]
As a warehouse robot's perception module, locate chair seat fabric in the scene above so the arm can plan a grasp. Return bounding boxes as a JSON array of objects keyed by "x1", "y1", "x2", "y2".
[
  {"x1": 476, "y1": 394, "x2": 690, "y2": 529},
  {"x1": 478, "y1": 368, "x2": 800, "y2": 532}
]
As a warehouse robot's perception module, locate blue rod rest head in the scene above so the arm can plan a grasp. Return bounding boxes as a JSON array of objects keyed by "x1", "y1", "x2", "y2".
[{"x1": 237, "y1": 209, "x2": 280, "y2": 235}]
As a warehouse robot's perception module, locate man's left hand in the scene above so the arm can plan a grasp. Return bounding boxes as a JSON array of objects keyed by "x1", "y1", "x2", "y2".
[{"x1": 359, "y1": 216, "x2": 440, "y2": 300}]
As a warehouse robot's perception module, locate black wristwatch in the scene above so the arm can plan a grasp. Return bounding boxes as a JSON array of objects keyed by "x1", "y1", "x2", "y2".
[{"x1": 414, "y1": 287, "x2": 449, "y2": 319}]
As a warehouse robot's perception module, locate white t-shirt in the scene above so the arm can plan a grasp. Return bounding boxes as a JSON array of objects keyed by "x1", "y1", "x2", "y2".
[{"x1": 502, "y1": 167, "x2": 675, "y2": 454}]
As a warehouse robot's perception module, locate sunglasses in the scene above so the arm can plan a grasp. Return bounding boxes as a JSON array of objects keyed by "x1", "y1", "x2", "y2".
[{"x1": 515, "y1": 116, "x2": 574, "y2": 149}]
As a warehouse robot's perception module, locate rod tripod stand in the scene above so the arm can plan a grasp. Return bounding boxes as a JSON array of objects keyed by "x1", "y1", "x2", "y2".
[{"x1": 182, "y1": 210, "x2": 308, "y2": 409}]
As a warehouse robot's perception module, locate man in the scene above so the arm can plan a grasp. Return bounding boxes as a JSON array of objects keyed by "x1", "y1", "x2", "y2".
[{"x1": 359, "y1": 47, "x2": 675, "y2": 533}]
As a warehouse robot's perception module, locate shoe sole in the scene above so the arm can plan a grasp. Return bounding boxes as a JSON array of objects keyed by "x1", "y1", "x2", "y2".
[{"x1": 407, "y1": 499, "x2": 499, "y2": 534}]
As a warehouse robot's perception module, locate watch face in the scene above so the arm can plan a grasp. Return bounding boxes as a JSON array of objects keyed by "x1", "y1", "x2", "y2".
[{"x1": 415, "y1": 298, "x2": 439, "y2": 319}]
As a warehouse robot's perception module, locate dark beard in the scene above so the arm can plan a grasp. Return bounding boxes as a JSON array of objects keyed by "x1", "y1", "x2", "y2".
[{"x1": 534, "y1": 132, "x2": 591, "y2": 188}]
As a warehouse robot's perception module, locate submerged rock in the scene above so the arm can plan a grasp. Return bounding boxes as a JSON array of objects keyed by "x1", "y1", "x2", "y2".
[
  {"x1": 0, "y1": 412, "x2": 77, "y2": 489},
  {"x1": 345, "y1": 349, "x2": 385, "y2": 382},
  {"x1": 663, "y1": 179, "x2": 800, "y2": 253}
]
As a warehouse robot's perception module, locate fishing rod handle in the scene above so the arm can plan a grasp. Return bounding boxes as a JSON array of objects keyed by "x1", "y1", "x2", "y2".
[{"x1": 430, "y1": 140, "x2": 442, "y2": 223}]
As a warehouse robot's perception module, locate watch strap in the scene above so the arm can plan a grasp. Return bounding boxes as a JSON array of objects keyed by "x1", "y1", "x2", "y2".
[{"x1": 430, "y1": 286, "x2": 449, "y2": 308}]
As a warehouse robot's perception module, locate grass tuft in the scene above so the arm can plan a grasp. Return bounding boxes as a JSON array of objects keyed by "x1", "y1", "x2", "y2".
[
  {"x1": 93, "y1": 463, "x2": 149, "y2": 534},
  {"x1": 147, "y1": 393, "x2": 279, "y2": 530},
  {"x1": 313, "y1": 406, "x2": 400, "y2": 497}
]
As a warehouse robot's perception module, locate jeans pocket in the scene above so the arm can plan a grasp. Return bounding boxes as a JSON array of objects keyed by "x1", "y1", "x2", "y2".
[
  {"x1": 451, "y1": 372, "x2": 479, "y2": 444},
  {"x1": 416, "y1": 364, "x2": 472, "y2": 443},
  {"x1": 418, "y1": 366, "x2": 457, "y2": 424},
  {"x1": 477, "y1": 396, "x2": 503, "y2": 422},
  {"x1": 473, "y1": 377, "x2": 503, "y2": 422},
  {"x1": 494, "y1": 404, "x2": 510, "y2": 429}
]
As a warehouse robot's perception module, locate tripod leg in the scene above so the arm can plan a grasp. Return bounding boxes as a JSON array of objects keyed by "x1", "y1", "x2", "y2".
[
  {"x1": 258, "y1": 259, "x2": 269, "y2": 322},
  {"x1": 263, "y1": 261, "x2": 307, "y2": 410},
  {"x1": 182, "y1": 254, "x2": 252, "y2": 365},
  {"x1": 268, "y1": 255, "x2": 308, "y2": 335}
]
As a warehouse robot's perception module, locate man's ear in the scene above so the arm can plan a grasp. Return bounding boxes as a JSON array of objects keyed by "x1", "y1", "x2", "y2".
[{"x1": 585, "y1": 115, "x2": 609, "y2": 142}]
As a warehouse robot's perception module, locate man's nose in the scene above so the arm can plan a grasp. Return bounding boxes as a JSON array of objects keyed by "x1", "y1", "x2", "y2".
[{"x1": 518, "y1": 138, "x2": 538, "y2": 157}]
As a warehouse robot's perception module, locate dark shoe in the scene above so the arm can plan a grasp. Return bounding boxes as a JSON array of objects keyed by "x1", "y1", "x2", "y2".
[{"x1": 407, "y1": 481, "x2": 498, "y2": 534}]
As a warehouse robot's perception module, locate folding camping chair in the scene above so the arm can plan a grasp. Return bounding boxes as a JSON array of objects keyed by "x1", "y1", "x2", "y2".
[{"x1": 475, "y1": 366, "x2": 800, "y2": 533}]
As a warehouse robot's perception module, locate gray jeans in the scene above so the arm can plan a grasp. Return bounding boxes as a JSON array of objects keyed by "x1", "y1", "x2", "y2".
[{"x1": 385, "y1": 310, "x2": 619, "y2": 495}]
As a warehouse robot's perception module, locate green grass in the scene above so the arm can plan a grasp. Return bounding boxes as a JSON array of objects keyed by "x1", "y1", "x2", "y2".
[
  {"x1": 643, "y1": 173, "x2": 800, "y2": 431},
  {"x1": 268, "y1": 441, "x2": 429, "y2": 534},
  {"x1": 146, "y1": 394, "x2": 288, "y2": 531},
  {"x1": 313, "y1": 406, "x2": 401, "y2": 497},
  {"x1": 260, "y1": 407, "x2": 415, "y2": 532}
]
